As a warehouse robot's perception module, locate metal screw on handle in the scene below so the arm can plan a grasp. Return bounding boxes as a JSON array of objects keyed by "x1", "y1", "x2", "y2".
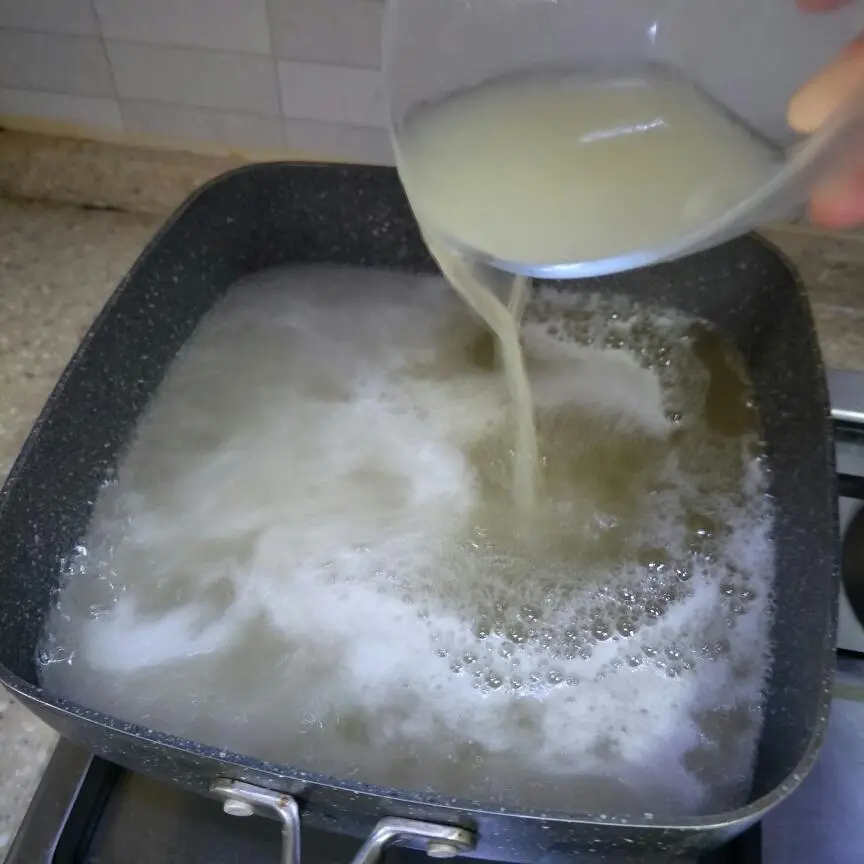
[
  {"x1": 211, "y1": 778, "x2": 476, "y2": 864},
  {"x1": 350, "y1": 817, "x2": 475, "y2": 864},
  {"x1": 212, "y1": 779, "x2": 300, "y2": 864}
]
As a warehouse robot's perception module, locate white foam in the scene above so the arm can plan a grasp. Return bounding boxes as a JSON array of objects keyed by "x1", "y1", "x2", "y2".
[
  {"x1": 39, "y1": 265, "x2": 775, "y2": 818},
  {"x1": 522, "y1": 322, "x2": 672, "y2": 434}
]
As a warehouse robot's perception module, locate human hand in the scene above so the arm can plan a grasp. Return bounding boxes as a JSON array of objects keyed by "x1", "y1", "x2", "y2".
[{"x1": 788, "y1": 0, "x2": 864, "y2": 227}]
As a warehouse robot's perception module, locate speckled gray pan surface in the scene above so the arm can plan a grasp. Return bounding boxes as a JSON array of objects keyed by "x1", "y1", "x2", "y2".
[{"x1": 0, "y1": 164, "x2": 838, "y2": 862}]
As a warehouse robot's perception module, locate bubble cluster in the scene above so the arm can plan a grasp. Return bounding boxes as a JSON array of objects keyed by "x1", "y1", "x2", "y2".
[{"x1": 38, "y1": 266, "x2": 775, "y2": 819}]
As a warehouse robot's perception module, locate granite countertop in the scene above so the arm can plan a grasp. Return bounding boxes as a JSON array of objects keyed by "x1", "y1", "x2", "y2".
[
  {"x1": 2, "y1": 134, "x2": 864, "y2": 860},
  {"x1": 761, "y1": 225, "x2": 864, "y2": 371},
  {"x1": 0, "y1": 196, "x2": 159, "y2": 859}
]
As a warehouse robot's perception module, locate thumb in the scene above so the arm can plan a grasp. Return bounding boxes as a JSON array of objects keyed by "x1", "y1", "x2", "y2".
[
  {"x1": 787, "y1": 34, "x2": 864, "y2": 132},
  {"x1": 809, "y1": 162, "x2": 864, "y2": 227}
]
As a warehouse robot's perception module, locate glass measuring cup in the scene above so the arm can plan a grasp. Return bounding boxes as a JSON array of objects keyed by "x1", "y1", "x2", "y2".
[{"x1": 383, "y1": 0, "x2": 864, "y2": 279}]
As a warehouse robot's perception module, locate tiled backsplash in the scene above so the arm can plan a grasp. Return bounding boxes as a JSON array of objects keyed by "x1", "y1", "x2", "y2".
[
  {"x1": 1, "y1": 0, "x2": 863, "y2": 167},
  {"x1": 0, "y1": 0, "x2": 393, "y2": 163}
]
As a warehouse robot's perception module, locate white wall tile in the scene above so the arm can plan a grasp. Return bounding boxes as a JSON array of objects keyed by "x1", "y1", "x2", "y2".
[
  {"x1": 283, "y1": 118, "x2": 393, "y2": 164},
  {"x1": 0, "y1": 30, "x2": 114, "y2": 97},
  {"x1": 0, "y1": 88, "x2": 123, "y2": 129},
  {"x1": 0, "y1": 0, "x2": 99, "y2": 35},
  {"x1": 268, "y1": 0, "x2": 382, "y2": 69},
  {"x1": 121, "y1": 99, "x2": 283, "y2": 150},
  {"x1": 278, "y1": 61, "x2": 386, "y2": 127},
  {"x1": 94, "y1": 0, "x2": 271, "y2": 55},
  {"x1": 107, "y1": 42, "x2": 279, "y2": 115}
]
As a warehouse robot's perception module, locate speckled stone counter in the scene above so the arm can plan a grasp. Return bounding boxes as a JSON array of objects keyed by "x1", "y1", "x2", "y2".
[
  {"x1": 2, "y1": 130, "x2": 864, "y2": 368},
  {"x1": 761, "y1": 225, "x2": 864, "y2": 372},
  {"x1": 0, "y1": 197, "x2": 158, "y2": 860},
  {"x1": 2, "y1": 132, "x2": 864, "y2": 860}
]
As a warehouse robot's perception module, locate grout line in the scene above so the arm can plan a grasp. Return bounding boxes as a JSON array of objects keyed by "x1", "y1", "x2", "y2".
[
  {"x1": 102, "y1": 36, "x2": 277, "y2": 61},
  {"x1": 281, "y1": 116, "x2": 392, "y2": 134},
  {"x1": 275, "y1": 56, "x2": 386, "y2": 75},
  {"x1": 113, "y1": 96, "x2": 281, "y2": 121},
  {"x1": 61, "y1": 86, "x2": 284, "y2": 119},
  {"x1": 0, "y1": 95, "x2": 364, "y2": 139},
  {"x1": 0, "y1": 25, "x2": 100, "y2": 43},
  {"x1": 89, "y1": 0, "x2": 125, "y2": 134},
  {"x1": 0, "y1": 85, "x2": 118, "y2": 103},
  {"x1": 263, "y1": 0, "x2": 287, "y2": 148}
]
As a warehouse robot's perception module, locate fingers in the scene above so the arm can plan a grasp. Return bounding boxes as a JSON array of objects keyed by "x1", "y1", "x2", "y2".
[
  {"x1": 790, "y1": 37, "x2": 864, "y2": 228},
  {"x1": 787, "y1": 40, "x2": 864, "y2": 132},
  {"x1": 810, "y1": 163, "x2": 864, "y2": 227},
  {"x1": 793, "y1": 0, "x2": 864, "y2": 227}
]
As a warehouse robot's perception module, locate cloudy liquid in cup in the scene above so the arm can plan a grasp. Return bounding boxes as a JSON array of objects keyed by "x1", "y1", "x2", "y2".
[
  {"x1": 394, "y1": 68, "x2": 777, "y2": 269},
  {"x1": 393, "y1": 69, "x2": 777, "y2": 510}
]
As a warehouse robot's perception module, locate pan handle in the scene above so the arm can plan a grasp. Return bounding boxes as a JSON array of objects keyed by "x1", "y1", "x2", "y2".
[{"x1": 211, "y1": 778, "x2": 476, "y2": 864}]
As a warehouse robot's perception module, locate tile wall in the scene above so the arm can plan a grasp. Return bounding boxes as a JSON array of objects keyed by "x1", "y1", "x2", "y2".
[
  {"x1": 0, "y1": 0, "x2": 393, "y2": 163},
  {"x1": 1, "y1": 0, "x2": 862, "y2": 168}
]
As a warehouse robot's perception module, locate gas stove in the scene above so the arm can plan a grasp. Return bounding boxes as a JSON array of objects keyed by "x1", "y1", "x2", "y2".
[{"x1": 8, "y1": 369, "x2": 864, "y2": 864}]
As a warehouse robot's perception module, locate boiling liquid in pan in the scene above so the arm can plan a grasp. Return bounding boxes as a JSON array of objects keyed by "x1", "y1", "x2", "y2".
[{"x1": 40, "y1": 266, "x2": 775, "y2": 817}]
